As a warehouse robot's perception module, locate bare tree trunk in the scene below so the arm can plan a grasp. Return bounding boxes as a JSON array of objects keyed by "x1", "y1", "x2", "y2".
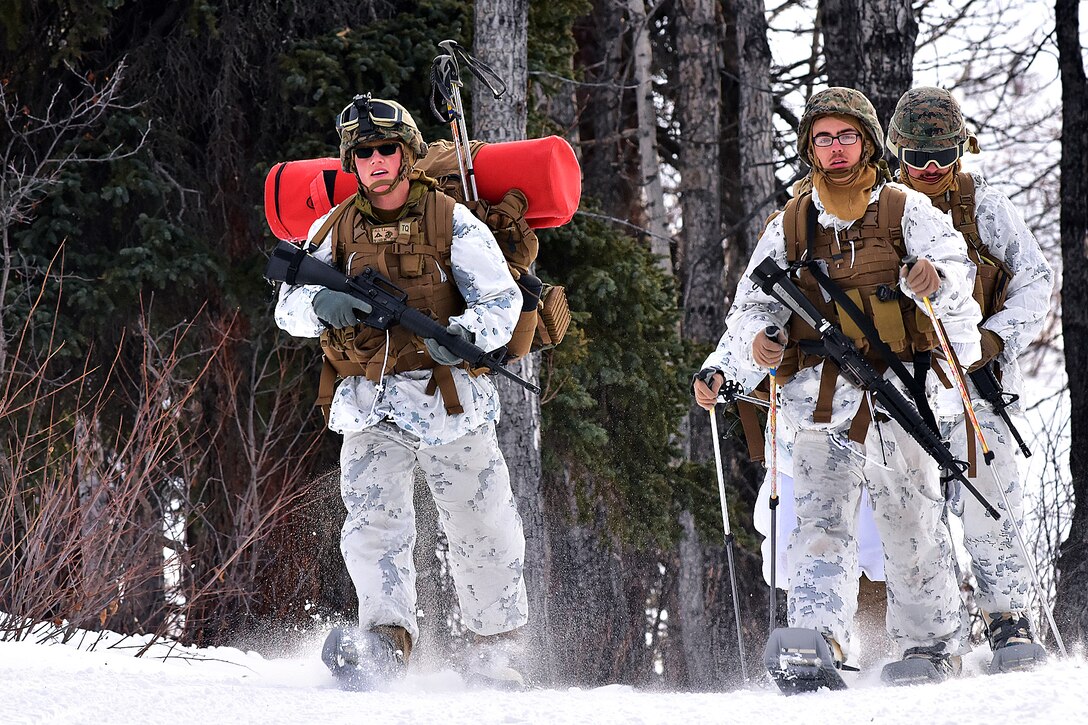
[
  {"x1": 1054, "y1": 0, "x2": 1088, "y2": 645},
  {"x1": 545, "y1": 470, "x2": 657, "y2": 685},
  {"x1": 577, "y1": 0, "x2": 637, "y2": 220},
  {"x1": 474, "y1": 0, "x2": 557, "y2": 673},
  {"x1": 474, "y1": 0, "x2": 528, "y2": 138},
  {"x1": 675, "y1": 0, "x2": 723, "y2": 691},
  {"x1": 819, "y1": 0, "x2": 916, "y2": 137},
  {"x1": 626, "y1": 0, "x2": 672, "y2": 271},
  {"x1": 734, "y1": 0, "x2": 778, "y2": 294}
]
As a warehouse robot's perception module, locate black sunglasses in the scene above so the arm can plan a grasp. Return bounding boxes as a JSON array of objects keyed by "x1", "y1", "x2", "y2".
[
  {"x1": 899, "y1": 144, "x2": 962, "y2": 170},
  {"x1": 355, "y1": 143, "x2": 400, "y2": 159}
]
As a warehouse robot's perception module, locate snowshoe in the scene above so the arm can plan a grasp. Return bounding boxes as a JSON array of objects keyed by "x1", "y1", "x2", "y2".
[
  {"x1": 880, "y1": 644, "x2": 960, "y2": 686},
  {"x1": 986, "y1": 613, "x2": 1047, "y2": 674},
  {"x1": 763, "y1": 627, "x2": 848, "y2": 695},
  {"x1": 321, "y1": 626, "x2": 407, "y2": 691}
]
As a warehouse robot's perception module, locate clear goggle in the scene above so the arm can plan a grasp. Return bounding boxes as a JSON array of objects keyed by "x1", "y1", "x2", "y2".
[
  {"x1": 899, "y1": 144, "x2": 963, "y2": 171},
  {"x1": 336, "y1": 95, "x2": 404, "y2": 135}
]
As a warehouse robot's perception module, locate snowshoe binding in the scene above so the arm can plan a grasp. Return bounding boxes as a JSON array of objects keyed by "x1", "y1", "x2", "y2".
[
  {"x1": 321, "y1": 626, "x2": 408, "y2": 691},
  {"x1": 986, "y1": 613, "x2": 1047, "y2": 674},
  {"x1": 764, "y1": 627, "x2": 849, "y2": 694},
  {"x1": 880, "y1": 644, "x2": 960, "y2": 686}
]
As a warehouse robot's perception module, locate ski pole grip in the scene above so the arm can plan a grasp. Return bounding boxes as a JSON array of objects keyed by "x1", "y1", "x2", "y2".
[{"x1": 764, "y1": 325, "x2": 784, "y2": 374}]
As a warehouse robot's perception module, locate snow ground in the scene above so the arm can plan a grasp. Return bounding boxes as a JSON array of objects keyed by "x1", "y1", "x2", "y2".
[{"x1": 1, "y1": 625, "x2": 1086, "y2": 725}]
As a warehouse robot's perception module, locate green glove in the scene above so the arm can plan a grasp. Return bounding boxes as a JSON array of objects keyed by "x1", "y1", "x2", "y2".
[
  {"x1": 424, "y1": 322, "x2": 473, "y2": 366},
  {"x1": 312, "y1": 289, "x2": 372, "y2": 329}
]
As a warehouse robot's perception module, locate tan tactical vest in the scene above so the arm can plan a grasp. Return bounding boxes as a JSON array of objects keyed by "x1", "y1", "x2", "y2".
[
  {"x1": 929, "y1": 172, "x2": 1012, "y2": 318},
  {"x1": 775, "y1": 185, "x2": 942, "y2": 439},
  {"x1": 317, "y1": 183, "x2": 469, "y2": 417}
]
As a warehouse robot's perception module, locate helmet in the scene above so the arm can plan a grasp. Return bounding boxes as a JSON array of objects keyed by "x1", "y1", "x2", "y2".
[
  {"x1": 336, "y1": 95, "x2": 428, "y2": 173},
  {"x1": 797, "y1": 87, "x2": 884, "y2": 166},
  {"x1": 886, "y1": 87, "x2": 968, "y2": 156}
]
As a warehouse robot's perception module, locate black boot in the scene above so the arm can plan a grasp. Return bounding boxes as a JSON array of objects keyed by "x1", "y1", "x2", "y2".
[
  {"x1": 986, "y1": 612, "x2": 1047, "y2": 674},
  {"x1": 880, "y1": 643, "x2": 961, "y2": 685}
]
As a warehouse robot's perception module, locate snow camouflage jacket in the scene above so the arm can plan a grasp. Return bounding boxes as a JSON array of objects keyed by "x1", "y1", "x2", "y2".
[
  {"x1": 703, "y1": 179, "x2": 982, "y2": 433},
  {"x1": 925, "y1": 170, "x2": 1053, "y2": 415},
  {"x1": 275, "y1": 202, "x2": 521, "y2": 446}
]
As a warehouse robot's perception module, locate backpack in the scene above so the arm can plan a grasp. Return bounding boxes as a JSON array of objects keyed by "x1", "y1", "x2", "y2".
[{"x1": 264, "y1": 136, "x2": 579, "y2": 358}]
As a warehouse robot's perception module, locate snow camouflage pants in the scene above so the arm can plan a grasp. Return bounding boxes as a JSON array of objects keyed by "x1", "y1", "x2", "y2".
[
  {"x1": 787, "y1": 423, "x2": 968, "y2": 659},
  {"x1": 339, "y1": 420, "x2": 528, "y2": 643},
  {"x1": 943, "y1": 404, "x2": 1033, "y2": 616}
]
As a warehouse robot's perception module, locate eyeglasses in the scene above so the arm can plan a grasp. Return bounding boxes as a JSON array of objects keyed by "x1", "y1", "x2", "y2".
[
  {"x1": 336, "y1": 95, "x2": 404, "y2": 135},
  {"x1": 899, "y1": 145, "x2": 962, "y2": 171},
  {"x1": 812, "y1": 131, "x2": 861, "y2": 148},
  {"x1": 355, "y1": 143, "x2": 400, "y2": 159}
]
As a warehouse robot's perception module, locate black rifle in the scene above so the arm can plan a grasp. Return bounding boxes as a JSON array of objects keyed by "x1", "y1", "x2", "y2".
[
  {"x1": 750, "y1": 257, "x2": 999, "y2": 519},
  {"x1": 266, "y1": 240, "x2": 540, "y2": 394},
  {"x1": 968, "y1": 362, "x2": 1032, "y2": 458}
]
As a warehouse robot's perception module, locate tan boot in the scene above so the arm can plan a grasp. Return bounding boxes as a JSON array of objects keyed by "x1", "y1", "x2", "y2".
[
  {"x1": 463, "y1": 629, "x2": 527, "y2": 690},
  {"x1": 372, "y1": 624, "x2": 413, "y2": 663}
]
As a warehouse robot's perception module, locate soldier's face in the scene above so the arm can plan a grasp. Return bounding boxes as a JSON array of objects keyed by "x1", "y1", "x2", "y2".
[
  {"x1": 904, "y1": 160, "x2": 953, "y2": 184},
  {"x1": 811, "y1": 117, "x2": 864, "y2": 172},
  {"x1": 354, "y1": 142, "x2": 404, "y2": 191}
]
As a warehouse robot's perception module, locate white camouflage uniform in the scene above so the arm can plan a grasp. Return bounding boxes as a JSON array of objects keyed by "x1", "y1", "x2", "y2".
[
  {"x1": 275, "y1": 202, "x2": 529, "y2": 643},
  {"x1": 704, "y1": 180, "x2": 982, "y2": 659},
  {"x1": 750, "y1": 171, "x2": 1052, "y2": 644},
  {"x1": 932, "y1": 172, "x2": 1053, "y2": 616}
]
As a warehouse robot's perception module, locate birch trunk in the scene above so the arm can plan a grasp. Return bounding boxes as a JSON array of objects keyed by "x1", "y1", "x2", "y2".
[{"x1": 626, "y1": 0, "x2": 672, "y2": 272}]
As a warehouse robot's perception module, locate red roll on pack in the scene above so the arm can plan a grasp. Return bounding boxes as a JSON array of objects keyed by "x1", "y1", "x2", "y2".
[{"x1": 264, "y1": 136, "x2": 581, "y2": 242}]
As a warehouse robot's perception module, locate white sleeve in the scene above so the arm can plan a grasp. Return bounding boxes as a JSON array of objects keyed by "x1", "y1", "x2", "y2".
[
  {"x1": 973, "y1": 178, "x2": 1054, "y2": 361},
  {"x1": 446, "y1": 203, "x2": 522, "y2": 353},
  {"x1": 703, "y1": 214, "x2": 791, "y2": 390},
  {"x1": 273, "y1": 213, "x2": 334, "y2": 338},
  {"x1": 897, "y1": 187, "x2": 983, "y2": 367}
]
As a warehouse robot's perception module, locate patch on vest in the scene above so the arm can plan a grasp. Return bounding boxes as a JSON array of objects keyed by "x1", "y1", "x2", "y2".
[{"x1": 371, "y1": 225, "x2": 399, "y2": 244}]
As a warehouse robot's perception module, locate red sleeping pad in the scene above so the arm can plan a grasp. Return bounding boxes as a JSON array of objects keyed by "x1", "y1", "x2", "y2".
[{"x1": 264, "y1": 135, "x2": 581, "y2": 242}]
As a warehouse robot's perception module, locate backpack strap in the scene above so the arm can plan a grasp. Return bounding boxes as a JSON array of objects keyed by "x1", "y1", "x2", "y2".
[
  {"x1": 782, "y1": 193, "x2": 810, "y2": 264},
  {"x1": 426, "y1": 189, "x2": 456, "y2": 254},
  {"x1": 308, "y1": 194, "x2": 357, "y2": 255},
  {"x1": 878, "y1": 184, "x2": 908, "y2": 257}
]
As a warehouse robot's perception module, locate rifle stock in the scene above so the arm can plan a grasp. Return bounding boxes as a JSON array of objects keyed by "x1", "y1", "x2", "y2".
[
  {"x1": 750, "y1": 257, "x2": 1000, "y2": 519},
  {"x1": 266, "y1": 240, "x2": 540, "y2": 394}
]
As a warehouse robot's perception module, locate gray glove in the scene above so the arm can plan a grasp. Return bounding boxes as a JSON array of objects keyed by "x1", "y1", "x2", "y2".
[
  {"x1": 424, "y1": 322, "x2": 473, "y2": 366},
  {"x1": 312, "y1": 289, "x2": 372, "y2": 329}
]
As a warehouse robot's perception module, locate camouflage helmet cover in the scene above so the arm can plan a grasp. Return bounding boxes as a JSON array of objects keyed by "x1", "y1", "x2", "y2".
[
  {"x1": 797, "y1": 87, "x2": 885, "y2": 166},
  {"x1": 886, "y1": 86, "x2": 968, "y2": 155},
  {"x1": 337, "y1": 96, "x2": 429, "y2": 173}
]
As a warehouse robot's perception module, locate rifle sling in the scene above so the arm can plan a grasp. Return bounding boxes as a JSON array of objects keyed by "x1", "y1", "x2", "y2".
[{"x1": 803, "y1": 202, "x2": 940, "y2": 435}]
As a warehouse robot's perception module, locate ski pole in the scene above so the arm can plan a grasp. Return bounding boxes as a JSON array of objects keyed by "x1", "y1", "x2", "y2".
[
  {"x1": 429, "y1": 40, "x2": 506, "y2": 202},
  {"x1": 906, "y1": 256, "x2": 1067, "y2": 657},
  {"x1": 709, "y1": 406, "x2": 750, "y2": 682},
  {"x1": 765, "y1": 325, "x2": 781, "y2": 634}
]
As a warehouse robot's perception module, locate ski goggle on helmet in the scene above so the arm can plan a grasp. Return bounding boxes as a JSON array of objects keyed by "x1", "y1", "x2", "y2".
[
  {"x1": 898, "y1": 144, "x2": 963, "y2": 171},
  {"x1": 336, "y1": 95, "x2": 406, "y2": 136}
]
